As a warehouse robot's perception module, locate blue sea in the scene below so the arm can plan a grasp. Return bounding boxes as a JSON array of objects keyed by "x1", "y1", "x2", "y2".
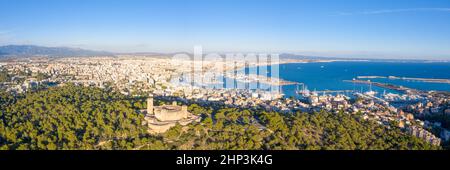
[
  {"x1": 190, "y1": 61, "x2": 450, "y2": 98},
  {"x1": 276, "y1": 61, "x2": 450, "y2": 97}
]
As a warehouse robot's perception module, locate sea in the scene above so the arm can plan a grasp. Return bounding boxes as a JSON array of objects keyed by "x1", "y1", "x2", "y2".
[
  {"x1": 276, "y1": 61, "x2": 450, "y2": 98},
  {"x1": 181, "y1": 61, "x2": 450, "y2": 98}
]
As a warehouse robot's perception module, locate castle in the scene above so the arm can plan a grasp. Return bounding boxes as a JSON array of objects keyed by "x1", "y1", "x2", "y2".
[{"x1": 143, "y1": 94, "x2": 200, "y2": 134}]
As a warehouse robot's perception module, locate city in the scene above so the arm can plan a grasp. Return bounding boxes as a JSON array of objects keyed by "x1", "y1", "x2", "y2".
[
  {"x1": 1, "y1": 54, "x2": 448, "y2": 147},
  {"x1": 1, "y1": 0, "x2": 450, "y2": 168}
]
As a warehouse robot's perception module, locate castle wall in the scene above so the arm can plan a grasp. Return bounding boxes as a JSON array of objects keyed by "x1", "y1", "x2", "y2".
[
  {"x1": 147, "y1": 122, "x2": 176, "y2": 134},
  {"x1": 145, "y1": 94, "x2": 196, "y2": 134},
  {"x1": 155, "y1": 109, "x2": 188, "y2": 121}
]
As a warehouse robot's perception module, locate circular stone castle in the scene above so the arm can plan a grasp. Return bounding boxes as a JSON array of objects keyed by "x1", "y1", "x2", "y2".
[{"x1": 142, "y1": 94, "x2": 200, "y2": 134}]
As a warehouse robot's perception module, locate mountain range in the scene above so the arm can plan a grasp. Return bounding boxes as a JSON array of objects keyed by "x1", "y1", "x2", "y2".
[
  {"x1": 0, "y1": 45, "x2": 112, "y2": 57},
  {"x1": 1, "y1": 45, "x2": 316, "y2": 59},
  {"x1": 0, "y1": 45, "x2": 443, "y2": 62}
]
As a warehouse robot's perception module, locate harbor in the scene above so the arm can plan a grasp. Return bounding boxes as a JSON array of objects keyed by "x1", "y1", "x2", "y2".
[
  {"x1": 343, "y1": 79, "x2": 416, "y2": 93},
  {"x1": 357, "y1": 75, "x2": 450, "y2": 84}
]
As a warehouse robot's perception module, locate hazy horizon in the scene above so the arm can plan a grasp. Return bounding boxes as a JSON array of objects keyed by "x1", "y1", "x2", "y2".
[
  {"x1": 1, "y1": 0, "x2": 450, "y2": 60},
  {"x1": 2, "y1": 44, "x2": 450, "y2": 61}
]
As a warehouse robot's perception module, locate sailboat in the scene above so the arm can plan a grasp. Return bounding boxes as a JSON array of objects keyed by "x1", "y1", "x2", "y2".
[
  {"x1": 364, "y1": 80, "x2": 378, "y2": 96},
  {"x1": 296, "y1": 83, "x2": 311, "y2": 97}
]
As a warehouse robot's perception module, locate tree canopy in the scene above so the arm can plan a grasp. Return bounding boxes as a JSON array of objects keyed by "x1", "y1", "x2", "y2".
[{"x1": 0, "y1": 85, "x2": 440, "y2": 150}]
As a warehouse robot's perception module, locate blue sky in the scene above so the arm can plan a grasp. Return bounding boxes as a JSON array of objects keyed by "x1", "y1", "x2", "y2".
[{"x1": 1, "y1": 0, "x2": 450, "y2": 59}]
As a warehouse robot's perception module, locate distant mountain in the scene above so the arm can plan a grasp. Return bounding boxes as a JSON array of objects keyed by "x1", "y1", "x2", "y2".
[
  {"x1": 0, "y1": 45, "x2": 113, "y2": 57},
  {"x1": 279, "y1": 53, "x2": 450, "y2": 62},
  {"x1": 279, "y1": 53, "x2": 364, "y2": 60}
]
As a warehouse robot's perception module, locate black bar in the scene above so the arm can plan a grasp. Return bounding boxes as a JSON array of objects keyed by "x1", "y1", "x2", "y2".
[{"x1": 1, "y1": 150, "x2": 449, "y2": 169}]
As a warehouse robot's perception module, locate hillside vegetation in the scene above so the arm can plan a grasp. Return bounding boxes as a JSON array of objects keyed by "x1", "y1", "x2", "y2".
[{"x1": 0, "y1": 85, "x2": 439, "y2": 150}]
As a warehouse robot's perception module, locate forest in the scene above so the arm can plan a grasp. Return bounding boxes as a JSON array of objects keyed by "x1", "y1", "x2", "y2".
[{"x1": 0, "y1": 85, "x2": 440, "y2": 150}]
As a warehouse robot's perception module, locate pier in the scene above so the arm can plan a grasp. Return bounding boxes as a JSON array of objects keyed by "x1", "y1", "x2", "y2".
[
  {"x1": 387, "y1": 76, "x2": 450, "y2": 84},
  {"x1": 356, "y1": 75, "x2": 450, "y2": 84},
  {"x1": 344, "y1": 79, "x2": 418, "y2": 93},
  {"x1": 314, "y1": 90, "x2": 355, "y2": 93}
]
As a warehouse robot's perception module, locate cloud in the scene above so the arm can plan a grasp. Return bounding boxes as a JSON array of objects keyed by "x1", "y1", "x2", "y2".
[
  {"x1": 0, "y1": 30, "x2": 14, "y2": 38},
  {"x1": 335, "y1": 8, "x2": 450, "y2": 16},
  {"x1": 0, "y1": 30, "x2": 18, "y2": 45},
  {"x1": 0, "y1": 30, "x2": 12, "y2": 41},
  {"x1": 0, "y1": 30, "x2": 11, "y2": 36}
]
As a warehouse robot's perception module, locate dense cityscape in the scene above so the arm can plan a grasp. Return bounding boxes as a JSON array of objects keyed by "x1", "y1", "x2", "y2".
[{"x1": 1, "y1": 55, "x2": 449, "y2": 149}]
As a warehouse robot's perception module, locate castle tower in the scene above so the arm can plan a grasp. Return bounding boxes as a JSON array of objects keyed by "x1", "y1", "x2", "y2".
[
  {"x1": 182, "y1": 105, "x2": 188, "y2": 118},
  {"x1": 147, "y1": 94, "x2": 154, "y2": 115}
]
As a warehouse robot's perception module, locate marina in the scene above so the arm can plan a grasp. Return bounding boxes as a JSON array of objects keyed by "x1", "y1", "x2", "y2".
[{"x1": 357, "y1": 75, "x2": 450, "y2": 84}]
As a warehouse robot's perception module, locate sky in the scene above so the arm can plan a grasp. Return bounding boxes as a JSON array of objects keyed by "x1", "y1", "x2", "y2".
[{"x1": 1, "y1": 0, "x2": 450, "y2": 59}]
